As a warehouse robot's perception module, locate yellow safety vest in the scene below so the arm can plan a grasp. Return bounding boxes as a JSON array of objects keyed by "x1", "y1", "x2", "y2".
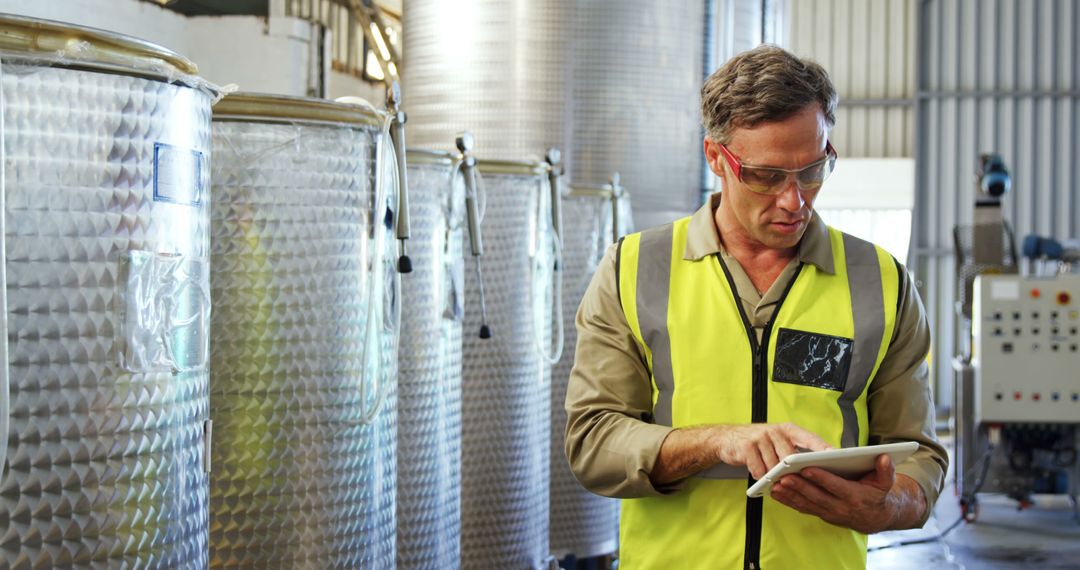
[{"x1": 616, "y1": 216, "x2": 901, "y2": 570}]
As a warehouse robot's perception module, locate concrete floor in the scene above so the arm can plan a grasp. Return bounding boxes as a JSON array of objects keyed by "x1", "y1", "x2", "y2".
[{"x1": 868, "y1": 445, "x2": 1080, "y2": 569}]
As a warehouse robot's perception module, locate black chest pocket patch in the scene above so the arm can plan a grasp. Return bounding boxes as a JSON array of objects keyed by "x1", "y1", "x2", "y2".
[{"x1": 772, "y1": 328, "x2": 854, "y2": 392}]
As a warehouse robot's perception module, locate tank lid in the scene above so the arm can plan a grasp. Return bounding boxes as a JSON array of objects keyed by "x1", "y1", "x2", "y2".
[
  {"x1": 475, "y1": 158, "x2": 549, "y2": 176},
  {"x1": 213, "y1": 92, "x2": 383, "y2": 127},
  {"x1": 406, "y1": 149, "x2": 549, "y2": 174},
  {"x1": 0, "y1": 14, "x2": 199, "y2": 76},
  {"x1": 568, "y1": 183, "x2": 618, "y2": 199},
  {"x1": 406, "y1": 148, "x2": 454, "y2": 165}
]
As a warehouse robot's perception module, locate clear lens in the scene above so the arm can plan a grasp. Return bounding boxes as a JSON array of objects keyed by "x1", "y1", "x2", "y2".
[
  {"x1": 742, "y1": 155, "x2": 835, "y2": 195},
  {"x1": 742, "y1": 168, "x2": 788, "y2": 191}
]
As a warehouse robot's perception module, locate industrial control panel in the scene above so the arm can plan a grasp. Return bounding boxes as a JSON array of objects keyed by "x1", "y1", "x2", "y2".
[{"x1": 973, "y1": 274, "x2": 1080, "y2": 423}]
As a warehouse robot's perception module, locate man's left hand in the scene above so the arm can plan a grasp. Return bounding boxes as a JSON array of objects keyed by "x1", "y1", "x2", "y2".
[{"x1": 769, "y1": 454, "x2": 926, "y2": 534}]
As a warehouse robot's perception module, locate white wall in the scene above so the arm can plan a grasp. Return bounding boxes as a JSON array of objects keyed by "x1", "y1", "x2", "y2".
[
  {"x1": 0, "y1": 0, "x2": 381, "y2": 100},
  {"x1": 187, "y1": 15, "x2": 316, "y2": 96},
  {"x1": 1, "y1": 0, "x2": 190, "y2": 52},
  {"x1": 328, "y1": 68, "x2": 385, "y2": 104},
  {"x1": 814, "y1": 158, "x2": 914, "y2": 211},
  {"x1": 815, "y1": 158, "x2": 915, "y2": 262}
]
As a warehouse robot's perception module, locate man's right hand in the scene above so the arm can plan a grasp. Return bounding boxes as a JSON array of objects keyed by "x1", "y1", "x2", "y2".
[
  {"x1": 712, "y1": 423, "x2": 831, "y2": 480},
  {"x1": 651, "y1": 422, "x2": 831, "y2": 486}
]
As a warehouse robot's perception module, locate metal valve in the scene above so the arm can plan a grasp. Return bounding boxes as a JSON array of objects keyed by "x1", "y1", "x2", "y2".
[
  {"x1": 457, "y1": 132, "x2": 491, "y2": 339},
  {"x1": 387, "y1": 81, "x2": 412, "y2": 273},
  {"x1": 544, "y1": 148, "x2": 564, "y2": 254},
  {"x1": 609, "y1": 171, "x2": 622, "y2": 244}
]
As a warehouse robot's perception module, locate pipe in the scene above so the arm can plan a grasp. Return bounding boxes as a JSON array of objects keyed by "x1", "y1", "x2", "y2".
[
  {"x1": 609, "y1": 171, "x2": 622, "y2": 244},
  {"x1": 457, "y1": 132, "x2": 492, "y2": 339},
  {"x1": 387, "y1": 81, "x2": 412, "y2": 273}
]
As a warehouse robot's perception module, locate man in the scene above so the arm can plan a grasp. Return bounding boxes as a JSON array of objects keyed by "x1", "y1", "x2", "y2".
[{"x1": 564, "y1": 45, "x2": 948, "y2": 570}]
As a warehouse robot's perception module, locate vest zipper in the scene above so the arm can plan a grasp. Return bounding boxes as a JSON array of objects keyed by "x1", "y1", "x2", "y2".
[{"x1": 715, "y1": 255, "x2": 803, "y2": 570}]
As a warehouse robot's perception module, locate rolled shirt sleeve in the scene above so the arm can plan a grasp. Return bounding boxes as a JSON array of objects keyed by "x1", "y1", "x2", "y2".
[
  {"x1": 564, "y1": 244, "x2": 674, "y2": 498},
  {"x1": 867, "y1": 266, "x2": 949, "y2": 526}
]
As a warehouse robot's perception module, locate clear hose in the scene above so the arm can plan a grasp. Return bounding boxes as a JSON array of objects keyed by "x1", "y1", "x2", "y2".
[
  {"x1": 533, "y1": 180, "x2": 564, "y2": 366},
  {"x1": 357, "y1": 114, "x2": 398, "y2": 424}
]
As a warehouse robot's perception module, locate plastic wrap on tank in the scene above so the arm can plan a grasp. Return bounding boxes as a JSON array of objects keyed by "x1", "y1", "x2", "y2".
[{"x1": 117, "y1": 251, "x2": 210, "y2": 373}]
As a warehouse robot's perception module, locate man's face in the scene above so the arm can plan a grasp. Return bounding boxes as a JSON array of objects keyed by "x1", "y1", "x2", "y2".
[{"x1": 704, "y1": 104, "x2": 830, "y2": 251}]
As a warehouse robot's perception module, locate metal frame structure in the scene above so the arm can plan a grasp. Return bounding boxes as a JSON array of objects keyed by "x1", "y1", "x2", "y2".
[{"x1": 912, "y1": 0, "x2": 1080, "y2": 419}]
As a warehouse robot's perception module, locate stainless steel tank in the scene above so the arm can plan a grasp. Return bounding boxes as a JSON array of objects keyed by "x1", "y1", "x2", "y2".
[
  {"x1": 549, "y1": 180, "x2": 634, "y2": 559},
  {"x1": 396, "y1": 149, "x2": 465, "y2": 569},
  {"x1": 460, "y1": 157, "x2": 559, "y2": 569},
  {"x1": 402, "y1": 0, "x2": 572, "y2": 161},
  {"x1": 0, "y1": 15, "x2": 214, "y2": 568},
  {"x1": 209, "y1": 93, "x2": 398, "y2": 568},
  {"x1": 570, "y1": 0, "x2": 705, "y2": 230},
  {"x1": 402, "y1": 0, "x2": 705, "y2": 230}
]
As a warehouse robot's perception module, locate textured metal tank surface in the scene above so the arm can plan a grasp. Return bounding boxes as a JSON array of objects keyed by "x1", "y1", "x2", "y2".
[
  {"x1": 461, "y1": 163, "x2": 556, "y2": 569},
  {"x1": 209, "y1": 100, "x2": 397, "y2": 569},
  {"x1": 370, "y1": 275, "x2": 399, "y2": 570},
  {"x1": 549, "y1": 189, "x2": 633, "y2": 559},
  {"x1": 402, "y1": 0, "x2": 703, "y2": 229},
  {"x1": 0, "y1": 29, "x2": 212, "y2": 569},
  {"x1": 571, "y1": 0, "x2": 705, "y2": 229},
  {"x1": 403, "y1": 0, "x2": 572, "y2": 161},
  {"x1": 396, "y1": 153, "x2": 465, "y2": 569}
]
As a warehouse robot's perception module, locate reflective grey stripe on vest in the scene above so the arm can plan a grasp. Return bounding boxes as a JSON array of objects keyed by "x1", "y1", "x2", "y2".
[
  {"x1": 840, "y1": 233, "x2": 887, "y2": 448},
  {"x1": 636, "y1": 225, "x2": 748, "y2": 481},
  {"x1": 636, "y1": 224, "x2": 675, "y2": 426},
  {"x1": 698, "y1": 462, "x2": 749, "y2": 480}
]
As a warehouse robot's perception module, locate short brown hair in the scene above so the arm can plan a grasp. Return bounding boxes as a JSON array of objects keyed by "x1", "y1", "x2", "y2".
[{"x1": 701, "y1": 45, "x2": 838, "y2": 144}]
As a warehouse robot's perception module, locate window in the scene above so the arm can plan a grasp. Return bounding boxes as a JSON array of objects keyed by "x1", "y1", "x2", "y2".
[{"x1": 814, "y1": 158, "x2": 915, "y2": 262}]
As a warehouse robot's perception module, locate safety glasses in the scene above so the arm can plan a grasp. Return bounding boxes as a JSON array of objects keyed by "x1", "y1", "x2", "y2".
[{"x1": 719, "y1": 141, "x2": 838, "y2": 195}]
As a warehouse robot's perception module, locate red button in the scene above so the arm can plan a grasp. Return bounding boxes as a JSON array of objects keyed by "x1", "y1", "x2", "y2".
[
  {"x1": 1014, "y1": 391, "x2": 1023, "y2": 401},
  {"x1": 1033, "y1": 393, "x2": 1041, "y2": 401},
  {"x1": 1058, "y1": 292, "x2": 1072, "y2": 305},
  {"x1": 1032, "y1": 288, "x2": 1042, "y2": 298}
]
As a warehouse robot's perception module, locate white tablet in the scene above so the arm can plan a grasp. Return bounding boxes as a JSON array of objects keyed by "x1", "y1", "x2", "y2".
[{"x1": 745, "y1": 441, "x2": 919, "y2": 498}]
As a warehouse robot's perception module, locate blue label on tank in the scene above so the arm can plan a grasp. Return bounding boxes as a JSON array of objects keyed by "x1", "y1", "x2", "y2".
[{"x1": 153, "y1": 142, "x2": 204, "y2": 206}]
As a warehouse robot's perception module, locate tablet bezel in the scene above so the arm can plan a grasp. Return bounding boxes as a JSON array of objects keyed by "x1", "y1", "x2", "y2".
[{"x1": 745, "y1": 441, "x2": 920, "y2": 498}]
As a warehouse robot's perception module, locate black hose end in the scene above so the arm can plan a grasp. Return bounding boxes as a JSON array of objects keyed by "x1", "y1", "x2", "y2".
[
  {"x1": 479, "y1": 324, "x2": 492, "y2": 339},
  {"x1": 398, "y1": 255, "x2": 413, "y2": 274}
]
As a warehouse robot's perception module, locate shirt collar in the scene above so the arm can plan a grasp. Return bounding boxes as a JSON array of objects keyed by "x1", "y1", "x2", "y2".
[{"x1": 681, "y1": 192, "x2": 836, "y2": 275}]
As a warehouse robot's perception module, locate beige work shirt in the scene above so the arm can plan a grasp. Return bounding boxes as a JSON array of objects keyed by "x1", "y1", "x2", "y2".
[{"x1": 564, "y1": 193, "x2": 948, "y2": 524}]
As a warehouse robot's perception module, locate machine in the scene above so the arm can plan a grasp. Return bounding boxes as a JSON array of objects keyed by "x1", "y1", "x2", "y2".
[{"x1": 953, "y1": 154, "x2": 1080, "y2": 522}]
